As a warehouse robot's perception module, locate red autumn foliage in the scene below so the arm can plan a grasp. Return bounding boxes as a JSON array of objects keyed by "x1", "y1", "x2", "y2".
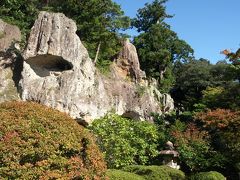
[
  {"x1": 195, "y1": 109, "x2": 240, "y2": 130},
  {"x1": 195, "y1": 109, "x2": 240, "y2": 166},
  {"x1": 171, "y1": 123, "x2": 209, "y2": 147},
  {"x1": 0, "y1": 101, "x2": 107, "y2": 179}
]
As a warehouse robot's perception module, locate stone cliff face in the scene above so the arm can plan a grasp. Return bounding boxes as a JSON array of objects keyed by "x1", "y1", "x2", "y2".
[
  {"x1": 114, "y1": 39, "x2": 146, "y2": 82},
  {"x1": 1, "y1": 12, "x2": 174, "y2": 123},
  {"x1": 20, "y1": 12, "x2": 96, "y2": 121},
  {"x1": 0, "y1": 19, "x2": 21, "y2": 103}
]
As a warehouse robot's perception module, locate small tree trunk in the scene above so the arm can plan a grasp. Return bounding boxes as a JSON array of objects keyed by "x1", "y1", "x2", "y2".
[{"x1": 94, "y1": 42, "x2": 101, "y2": 64}]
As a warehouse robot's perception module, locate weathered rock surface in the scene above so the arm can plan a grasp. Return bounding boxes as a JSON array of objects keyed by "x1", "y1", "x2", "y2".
[
  {"x1": 114, "y1": 39, "x2": 146, "y2": 82},
  {"x1": 19, "y1": 11, "x2": 174, "y2": 123},
  {"x1": 0, "y1": 19, "x2": 21, "y2": 52},
  {"x1": 20, "y1": 11, "x2": 96, "y2": 120},
  {"x1": 0, "y1": 19, "x2": 21, "y2": 102}
]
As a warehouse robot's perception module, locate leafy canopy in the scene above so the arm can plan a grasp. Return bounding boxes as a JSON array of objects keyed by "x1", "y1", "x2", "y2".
[
  {"x1": 0, "y1": 0, "x2": 130, "y2": 63},
  {"x1": 195, "y1": 109, "x2": 240, "y2": 163},
  {"x1": 48, "y1": 0, "x2": 130, "y2": 62},
  {"x1": 133, "y1": 0, "x2": 193, "y2": 92},
  {"x1": 132, "y1": 0, "x2": 172, "y2": 32}
]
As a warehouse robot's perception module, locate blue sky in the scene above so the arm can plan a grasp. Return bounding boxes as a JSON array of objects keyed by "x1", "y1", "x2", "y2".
[{"x1": 114, "y1": 0, "x2": 240, "y2": 64}]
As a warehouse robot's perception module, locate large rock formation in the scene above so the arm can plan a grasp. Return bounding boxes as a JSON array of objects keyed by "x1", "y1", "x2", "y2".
[
  {"x1": 20, "y1": 12, "x2": 96, "y2": 121},
  {"x1": 0, "y1": 19, "x2": 21, "y2": 52},
  {"x1": 19, "y1": 11, "x2": 174, "y2": 123},
  {"x1": 114, "y1": 39, "x2": 146, "y2": 82},
  {"x1": 0, "y1": 19, "x2": 21, "y2": 103}
]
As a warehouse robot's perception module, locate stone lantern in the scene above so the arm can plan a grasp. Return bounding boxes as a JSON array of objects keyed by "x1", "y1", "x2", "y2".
[{"x1": 160, "y1": 141, "x2": 180, "y2": 169}]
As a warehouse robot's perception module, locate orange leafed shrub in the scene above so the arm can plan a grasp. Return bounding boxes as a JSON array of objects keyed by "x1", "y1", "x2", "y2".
[
  {"x1": 171, "y1": 123, "x2": 209, "y2": 145},
  {"x1": 195, "y1": 109, "x2": 240, "y2": 129},
  {"x1": 195, "y1": 109, "x2": 240, "y2": 166},
  {"x1": 0, "y1": 101, "x2": 107, "y2": 179}
]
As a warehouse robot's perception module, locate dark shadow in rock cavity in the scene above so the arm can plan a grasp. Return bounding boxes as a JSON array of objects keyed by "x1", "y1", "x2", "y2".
[
  {"x1": 25, "y1": 55, "x2": 73, "y2": 77},
  {"x1": 12, "y1": 54, "x2": 23, "y2": 91},
  {"x1": 122, "y1": 111, "x2": 141, "y2": 120},
  {"x1": 0, "y1": 49, "x2": 23, "y2": 93}
]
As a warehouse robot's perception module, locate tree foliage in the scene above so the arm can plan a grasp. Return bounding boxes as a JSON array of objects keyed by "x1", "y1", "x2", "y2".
[
  {"x1": 195, "y1": 109, "x2": 240, "y2": 176},
  {"x1": 132, "y1": 0, "x2": 172, "y2": 32},
  {"x1": 0, "y1": 0, "x2": 130, "y2": 63},
  {"x1": 170, "y1": 122, "x2": 224, "y2": 172},
  {"x1": 171, "y1": 59, "x2": 237, "y2": 111},
  {"x1": 133, "y1": 0, "x2": 193, "y2": 92},
  {"x1": 195, "y1": 109, "x2": 240, "y2": 159},
  {"x1": 47, "y1": 0, "x2": 130, "y2": 62},
  {"x1": 172, "y1": 59, "x2": 213, "y2": 110},
  {"x1": 222, "y1": 48, "x2": 240, "y2": 82},
  {"x1": 0, "y1": 0, "x2": 41, "y2": 36},
  {"x1": 89, "y1": 114, "x2": 160, "y2": 169}
]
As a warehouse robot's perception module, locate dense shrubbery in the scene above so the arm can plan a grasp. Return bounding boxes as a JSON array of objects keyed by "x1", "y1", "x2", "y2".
[
  {"x1": 122, "y1": 165, "x2": 185, "y2": 180},
  {"x1": 0, "y1": 101, "x2": 106, "y2": 179},
  {"x1": 170, "y1": 122, "x2": 224, "y2": 172},
  {"x1": 195, "y1": 109, "x2": 240, "y2": 174},
  {"x1": 189, "y1": 171, "x2": 225, "y2": 180},
  {"x1": 107, "y1": 169, "x2": 144, "y2": 180},
  {"x1": 89, "y1": 114, "x2": 160, "y2": 168}
]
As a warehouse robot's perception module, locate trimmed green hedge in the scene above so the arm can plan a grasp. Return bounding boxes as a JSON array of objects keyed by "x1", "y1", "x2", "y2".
[
  {"x1": 0, "y1": 101, "x2": 107, "y2": 179},
  {"x1": 107, "y1": 169, "x2": 144, "y2": 180},
  {"x1": 122, "y1": 165, "x2": 185, "y2": 180},
  {"x1": 189, "y1": 171, "x2": 225, "y2": 180}
]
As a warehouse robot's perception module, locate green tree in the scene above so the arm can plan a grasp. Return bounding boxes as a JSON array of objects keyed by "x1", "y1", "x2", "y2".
[
  {"x1": 195, "y1": 109, "x2": 240, "y2": 177},
  {"x1": 172, "y1": 59, "x2": 213, "y2": 111},
  {"x1": 89, "y1": 114, "x2": 160, "y2": 169},
  {"x1": 0, "y1": 0, "x2": 41, "y2": 37},
  {"x1": 222, "y1": 48, "x2": 240, "y2": 82},
  {"x1": 170, "y1": 123, "x2": 225, "y2": 172},
  {"x1": 132, "y1": 0, "x2": 172, "y2": 32},
  {"x1": 210, "y1": 60, "x2": 235, "y2": 84},
  {"x1": 133, "y1": 0, "x2": 193, "y2": 92},
  {"x1": 0, "y1": 0, "x2": 130, "y2": 64},
  {"x1": 47, "y1": 0, "x2": 130, "y2": 63},
  {"x1": 201, "y1": 86, "x2": 224, "y2": 109},
  {"x1": 172, "y1": 58, "x2": 239, "y2": 111}
]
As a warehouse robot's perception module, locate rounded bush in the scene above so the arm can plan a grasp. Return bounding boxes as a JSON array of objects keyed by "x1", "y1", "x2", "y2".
[
  {"x1": 90, "y1": 114, "x2": 159, "y2": 168},
  {"x1": 122, "y1": 165, "x2": 185, "y2": 180},
  {"x1": 189, "y1": 171, "x2": 225, "y2": 180},
  {"x1": 106, "y1": 169, "x2": 144, "y2": 180},
  {"x1": 0, "y1": 101, "x2": 107, "y2": 179}
]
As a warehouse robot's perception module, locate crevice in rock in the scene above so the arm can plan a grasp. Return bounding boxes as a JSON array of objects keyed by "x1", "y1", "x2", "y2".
[
  {"x1": 12, "y1": 54, "x2": 23, "y2": 91},
  {"x1": 25, "y1": 55, "x2": 73, "y2": 77},
  {"x1": 122, "y1": 111, "x2": 141, "y2": 120}
]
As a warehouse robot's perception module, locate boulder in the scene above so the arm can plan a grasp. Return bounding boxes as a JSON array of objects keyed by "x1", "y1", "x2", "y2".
[
  {"x1": 20, "y1": 11, "x2": 174, "y2": 123},
  {"x1": 20, "y1": 11, "x2": 96, "y2": 121},
  {"x1": 114, "y1": 39, "x2": 146, "y2": 82},
  {"x1": 0, "y1": 19, "x2": 21, "y2": 52},
  {"x1": 0, "y1": 19, "x2": 21, "y2": 102}
]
